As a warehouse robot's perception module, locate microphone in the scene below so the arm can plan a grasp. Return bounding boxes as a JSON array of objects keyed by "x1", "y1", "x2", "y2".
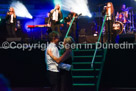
[
  {"x1": 78, "y1": 13, "x2": 82, "y2": 16},
  {"x1": 7, "y1": 11, "x2": 10, "y2": 14}
]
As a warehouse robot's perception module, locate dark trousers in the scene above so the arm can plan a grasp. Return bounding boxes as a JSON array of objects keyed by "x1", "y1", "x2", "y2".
[
  {"x1": 51, "y1": 21, "x2": 61, "y2": 36},
  {"x1": 105, "y1": 20, "x2": 113, "y2": 43},
  {"x1": 112, "y1": 29, "x2": 118, "y2": 43},
  {"x1": 6, "y1": 23, "x2": 16, "y2": 37},
  {"x1": 60, "y1": 70, "x2": 73, "y2": 91},
  {"x1": 47, "y1": 71, "x2": 60, "y2": 91}
]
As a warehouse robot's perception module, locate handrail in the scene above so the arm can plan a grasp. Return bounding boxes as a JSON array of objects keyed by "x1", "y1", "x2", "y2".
[
  {"x1": 65, "y1": 16, "x2": 76, "y2": 38},
  {"x1": 60, "y1": 16, "x2": 76, "y2": 56},
  {"x1": 96, "y1": 48, "x2": 107, "y2": 91},
  {"x1": 91, "y1": 15, "x2": 107, "y2": 68}
]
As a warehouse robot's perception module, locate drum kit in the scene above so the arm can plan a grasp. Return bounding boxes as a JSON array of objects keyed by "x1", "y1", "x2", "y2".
[{"x1": 113, "y1": 7, "x2": 135, "y2": 35}]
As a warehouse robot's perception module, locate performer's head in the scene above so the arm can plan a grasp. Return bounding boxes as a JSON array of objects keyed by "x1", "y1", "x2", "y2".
[
  {"x1": 9, "y1": 7, "x2": 14, "y2": 12},
  {"x1": 63, "y1": 36, "x2": 75, "y2": 49},
  {"x1": 49, "y1": 31, "x2": 60, "y2": 44},
  {"x1": 122, "y1": 4, "x2": 126, "y2": 10},
  {"x1": 9, "y1": 7, "x2": 15, "y2": 14},
  {"x1": 55, "y1": 4, "x2": 60, "y2": 10},
  {"x1": 106, "y1": 2, "x2": 114, "y2": 14}
]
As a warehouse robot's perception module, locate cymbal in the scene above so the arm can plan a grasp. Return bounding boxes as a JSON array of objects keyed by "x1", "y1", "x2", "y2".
[{"x1": 124, "y1": 7, "x2": 133, "y2": 11}]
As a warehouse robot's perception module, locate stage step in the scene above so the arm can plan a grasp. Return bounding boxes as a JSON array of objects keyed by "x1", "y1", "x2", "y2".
[
  {"x1": 73, "y1": 55, "x2": 103, "y2": 58},
  {"x1": 72, "y1": 69, "x2": 100, "y2": 71},
  {"x1": 72, "y1": 62, "x2": 102, "y2": 64},
  {"x1": 73, "y1": 83, "x2": 96, "y2": 86},
  {"x1": 12, "y1": 87, "x2": 51, "y2": 91},
  {"x1": 72, "y1": 76, "x2": 98, "y2": 78}
]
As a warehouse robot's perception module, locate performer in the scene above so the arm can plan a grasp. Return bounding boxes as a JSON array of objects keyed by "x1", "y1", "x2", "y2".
[
  {"x1": 45, "y1": 12, "x2": 52, "y2": 34},
  {"x1": 116, "y1": 4, "x2": 129, "y2": 23},
  {"x1": 102, "y1": 2, "x2": 115, "y2": 43},
  {"x1": 65, "y1": 11, "x2": 78, "y2": 42},
  {"x1": 49, "y1": 4, "x2": 63, "y2": 36},
  {"x1": 48, "y1": 36, "x2": 74, "y2": 91},
  {"x1": 5, "y1": 7, "x2": 17, "y2": 37},
  {"x1": 45, "y1": 31, "x2": 71, "y2": 91}
]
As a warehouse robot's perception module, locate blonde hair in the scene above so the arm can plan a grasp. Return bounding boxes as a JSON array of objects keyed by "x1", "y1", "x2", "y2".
[
  {"x1": 106, "y1": 2, "x2": 114, "y2": 15},
  {"x1": 64, "y1": 36, "x2": 75, "y2": 45},
  {"x1": 10, "y1": 7, "x2": 16, "y2": 18}
]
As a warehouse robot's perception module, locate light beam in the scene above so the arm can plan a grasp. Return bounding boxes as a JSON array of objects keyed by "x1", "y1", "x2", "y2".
[
  {"x1": 54, "y1": 0, "x2": 92, "y2": 17},
  {"x1": 10, "y1": 1, "x2": 33, "y2": 19}
]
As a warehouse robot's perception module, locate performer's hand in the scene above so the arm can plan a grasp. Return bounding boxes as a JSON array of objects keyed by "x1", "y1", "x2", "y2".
[
  {"x1": 15, "y1": 28, "x2": 17, "y2": 31},
  {"x1": 67, "y1": 22, "x2": 70, "y2": 25},
  {"x1": 47, "y1": 24, "x2": 51, "y2": 27},
  {"x1": 7, "y1": 12, "x2": 10, "y2": 15},
  {"x1": 55, "y1": 20, "x2": 58, "y2": 22}
]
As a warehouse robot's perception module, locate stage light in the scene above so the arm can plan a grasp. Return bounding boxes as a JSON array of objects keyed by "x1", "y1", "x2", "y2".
[
  {"x1": 0, "y1": 18, "x2": 1, "y2": 22},
  {"x1": 53, "y1": 0, "x2": 62, "y2": 6},
  {"x1": 10, "y1": 1, "x2": 33, "y2": 19},
  {"x1": 60, "y1": 19, "x2": 64, "y2": 23},
  {"x1": 54, "y1": 0, "x2": 92, "y2": 18}
]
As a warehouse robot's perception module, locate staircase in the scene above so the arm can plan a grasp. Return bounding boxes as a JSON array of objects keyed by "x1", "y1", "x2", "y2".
[{"x1": 72, "y1": 43, "x2": 107, "y2": 91}]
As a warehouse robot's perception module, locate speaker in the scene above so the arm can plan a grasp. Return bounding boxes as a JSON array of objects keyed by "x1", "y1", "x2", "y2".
[{"x1": 117, "y1": 34, "x2": 135, "y2": 43}]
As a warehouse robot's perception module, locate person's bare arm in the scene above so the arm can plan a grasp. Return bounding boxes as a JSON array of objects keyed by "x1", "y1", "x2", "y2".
[{"x1": 47, "y1": 49, "x2": 71, "y2": 63}]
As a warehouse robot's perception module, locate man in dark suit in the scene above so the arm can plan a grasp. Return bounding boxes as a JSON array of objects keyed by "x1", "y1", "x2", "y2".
[{"x1": 49, "y1": 5, "x2": 63, "y2": 36}]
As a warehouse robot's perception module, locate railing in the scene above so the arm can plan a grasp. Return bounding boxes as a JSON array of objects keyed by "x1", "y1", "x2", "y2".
[
  {"x1": 91, "y1": 15, "x2": 107, "y2": 69},
  {"x1": 65, "y1": 16, "x2": 76, "y2": 38},
  {"x1": 91, "y1": 15, "x2": 107, "y2": 91}
]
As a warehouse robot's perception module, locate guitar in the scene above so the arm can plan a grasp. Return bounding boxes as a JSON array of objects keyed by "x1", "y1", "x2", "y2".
[
  {"x1": 67, "y1": 13, "x2": 82, "y2": 25},
  {"x1": 67, "y1": 13, "x2": 76, "y2": 25}
]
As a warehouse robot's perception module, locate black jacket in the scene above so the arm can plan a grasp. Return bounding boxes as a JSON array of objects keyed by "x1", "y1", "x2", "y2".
[
  {"x1": 49, "y1": 9, "x2": 63, "y2": 24},
  {"x1": 6, "y1": 14, "x2": 16, "y2": 25}
]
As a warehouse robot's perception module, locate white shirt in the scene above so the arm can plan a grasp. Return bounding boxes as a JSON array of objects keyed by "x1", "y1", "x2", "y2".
[
  {"x1": 107, "y1": 8, "x2": 112, "y2": 20},
  {"x1": 10, "y1": 14, "x2": 14, "y2": 23},
  {"x1": 52, "y1": 10, "x2": 58, "y2": 21},
  {"x1": 45, "y1": 43, "x2": 60, "y2": 72}
]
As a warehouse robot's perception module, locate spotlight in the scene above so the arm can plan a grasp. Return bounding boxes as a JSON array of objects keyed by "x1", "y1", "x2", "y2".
[
  {"x1": 10, "y1": 1, "x2": 33, "y2": 19},
  {"x1": 88, "y1": 14, "x2": 92, "y2": 18},
  {"x1": 54, "y1": 0, "x2": 62, "y2": 6},
  {"x1": 54, "y1": 0, "x2": 92, "y2": 17}
]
